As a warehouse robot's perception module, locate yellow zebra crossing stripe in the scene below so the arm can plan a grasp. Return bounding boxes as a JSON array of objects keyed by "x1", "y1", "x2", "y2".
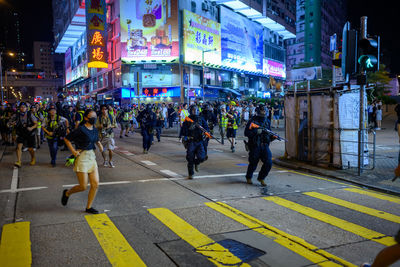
[
  {"x1": 344, "y1": 188, "x2": 400, "y2": 204},
  {"x1": 0, "y1": 221, "x2": 32, "y2": 267},
  {"x1": 148, "y1": 207, "x2": 249, "y2": 267},
  {"x1": 264, "y1": 196, "x2": 397, "y2": 247},
  {"x1": 304, "y1": 192, "x2": 400, "y2": 224},
  {"x1": 85, "y1": 213, "x2": 147, "y2": 267},
  {"x1": 205, "y1": 202, "x2": 356, "y2": 267}
]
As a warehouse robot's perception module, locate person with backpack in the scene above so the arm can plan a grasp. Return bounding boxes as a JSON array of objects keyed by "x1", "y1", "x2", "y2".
[
  {"x1": 8, "y1": 102, "x2": 38, "y2": 168},
  {"x1": 117, "y1": 108, "x2": 130, "y2": 138},
  {"x1": 96, "y1": 105, "x2": 117, "y2": 167},
  {"x1": 74, "y1": 106, "x2": 85, "y2": 129},
  {"x1": 42, "y1": 105, "x2": 68, "y2": 167}
]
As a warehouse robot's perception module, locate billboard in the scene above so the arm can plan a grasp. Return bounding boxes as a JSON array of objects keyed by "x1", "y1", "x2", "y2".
[
  {"x1": 120, "y1": 0, "x2": 179, "y2": 61},
  {"x1": 86, "y1": 0, "x2": 108, "y2": 68},
  {"x1": 287, "y1": 66, "x2": 322, "y2": 81},
  {"x1": 183, "y1": 9, "x2": 221, "y2": 65},
  {"x1": 220, "y1": 6, "x2": 263, "y2": 72},
  {"x1": 65, "y1": 47, "x2": 72, "y2": 84},
  {"x1": 263, "y1": 59, "x2": 286, "y2": 78}
]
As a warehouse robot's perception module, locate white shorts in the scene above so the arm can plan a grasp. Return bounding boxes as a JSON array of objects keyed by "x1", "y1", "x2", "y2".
[
  {"x1": 101, "y1": 137, "x2": 115, "y2": 152},
  {"x1": 73, "y1": 150, "x2": 98, "y2": 173}
]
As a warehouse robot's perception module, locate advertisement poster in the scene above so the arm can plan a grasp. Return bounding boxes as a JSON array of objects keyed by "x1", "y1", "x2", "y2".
[
  {"x1": 142, "y1": 72, "x2": 172, "y2": 87},
  {"x1": 120, "y1": 0, "x2": 179, "y2": 61},
  {"x1": 65, "y1": 47, "x2": 72, "y2": 84},
  {"x1": 183, "y1": 9, "x2": 221, "y2": 65},
  {"x1": 263, "y1": 59, "x2": 286, "y2": 78},
  {"x1": 220, "y1": 6, "x2": 263, "y2": 72}
]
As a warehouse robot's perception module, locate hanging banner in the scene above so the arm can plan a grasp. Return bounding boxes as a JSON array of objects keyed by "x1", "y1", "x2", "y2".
[
  {"x1": 263, "y1": 59, "x2": 286, "y2": 78},
  {"x1": 120, "y1": 0, "x2": 179, "y2": 62},
  {"x1": 183, "y1": 9, "x2": 221, "y2": 65},
  {"x1": 86, "y1": 0, "x2": 108, "y2": 68}
]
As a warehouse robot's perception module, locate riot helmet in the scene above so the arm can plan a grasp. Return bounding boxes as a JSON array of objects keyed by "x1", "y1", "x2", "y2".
[
  {"x1": 256, "y1": 105, "x2": 267, "y2": 117},
  {"x1": 189, "y1": 105, "x2": 199, "y2": 116}
]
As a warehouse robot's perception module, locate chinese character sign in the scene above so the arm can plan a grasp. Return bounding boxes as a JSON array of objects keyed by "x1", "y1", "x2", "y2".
[
  {"x1": 183, "y1": 9, "x2": 221, "y2": 65},
  {"x1": 263, "y1": 59, "x2": 286, "y2": 78},
  {"x1": 120, "y1": 0, "x2": 179, "y2": 61},
  {"x1": 86, "y1": 0, "x2": 108, "y2": 68},
  {"x1": 220, "y1": 6, "x2": 263, "y2": 72}
]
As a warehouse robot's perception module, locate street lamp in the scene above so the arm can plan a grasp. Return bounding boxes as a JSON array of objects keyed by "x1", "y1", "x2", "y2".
[{"x1": 202, "y1": 48, "x2": 217, "y2": 101}]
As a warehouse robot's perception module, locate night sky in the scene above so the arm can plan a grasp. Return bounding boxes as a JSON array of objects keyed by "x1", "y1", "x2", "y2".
[{"x1": 1, "y1": 0, "x2": 399, "y2": 74}]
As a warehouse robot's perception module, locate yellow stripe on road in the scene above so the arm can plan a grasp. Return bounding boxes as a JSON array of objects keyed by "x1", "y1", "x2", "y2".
[
  {"x1": 264, "y1": 196, "x2": 397, "y2": 247},
  {"x1": 148, "y1": 207, "x2": 249, "y2": 267},
  {"x1": 344, "y1": 188, "x2": 400, "y2": 205},
  {"x1": 206, "y1": 202, "x2": 355, "y2": 267},
  {"x1": 85, "y1": 213, "x2": 146, "y2": 267},
  {"x1": 0, "y1": 221, "x2": 31, "y2": 267},
  {"x1": 304, "y1": 192, "x2": 400, "y2": 224}
]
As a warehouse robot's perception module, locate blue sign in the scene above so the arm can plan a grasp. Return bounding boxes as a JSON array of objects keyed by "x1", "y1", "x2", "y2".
[
  {"x1": 330, "y1": 34, "x2": 337, "y2": 52},
  {"x1": 220, "y1": 6, "x2": 263, "y2": 73}
]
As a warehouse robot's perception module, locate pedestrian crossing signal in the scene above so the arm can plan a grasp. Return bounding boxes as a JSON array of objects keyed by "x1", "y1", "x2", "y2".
[{"x1": 358, "y1": 37, "x2": 380, "y2": 72}]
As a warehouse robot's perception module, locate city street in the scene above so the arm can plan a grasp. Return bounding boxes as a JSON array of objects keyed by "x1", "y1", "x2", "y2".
[{"x1": 0, "y1": 133, "x2": 399, "y2": 266}]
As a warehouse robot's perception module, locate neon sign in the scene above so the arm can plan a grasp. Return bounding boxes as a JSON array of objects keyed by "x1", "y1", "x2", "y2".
[{"x1": 86, "y1": 0, "x2": 108, "y2": 68}]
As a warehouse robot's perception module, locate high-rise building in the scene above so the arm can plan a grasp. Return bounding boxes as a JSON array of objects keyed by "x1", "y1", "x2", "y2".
[
  {"x1": 53, "y1": 0, "x2": 296, "y2": 104},
  {"x1": 287, "y1": 0, "x2": 347, "y2": 70},
  {"x1": 33, "y1": 42, "x2": 55, "y2": 76}
]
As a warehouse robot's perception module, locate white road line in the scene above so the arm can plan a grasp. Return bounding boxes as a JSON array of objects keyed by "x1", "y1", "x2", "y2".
[
  {"x1": 212, "y1": 149, "x2": 223, "y2": 152},
  {"x1": 124, "y1": 153, "x2": 135, "y2": 156},
  {"x1": 62, "y1": 181, "x2": 132, "y2": 188},
  {"x1": 0, "y1": 186, "x2": 48, "y2": 194},
  {"x1": 277, "y1": 170, "x2": 288, "y2": 173},
  {"x1": 160, "y1": 170, "x2": 182, "y2": 177},
  {"x1": 141, "y1": 160, "x2": 157, "y2": 166},
  {"x1": 11, "y1": 167, "x2": 18, "y2": 191}
]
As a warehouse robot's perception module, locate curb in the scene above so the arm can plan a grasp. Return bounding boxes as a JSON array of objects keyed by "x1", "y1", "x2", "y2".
[{"x1": 272, "y1": 158, "x2": 400, "y2": 197}]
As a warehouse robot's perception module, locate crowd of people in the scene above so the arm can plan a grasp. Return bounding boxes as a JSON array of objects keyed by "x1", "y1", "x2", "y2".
[{"x1": 367, "y1": 99, "x2": 383, "y2": 130}]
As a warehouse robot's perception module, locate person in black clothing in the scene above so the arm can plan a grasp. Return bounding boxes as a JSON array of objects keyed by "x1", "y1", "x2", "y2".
[
  {"x1": 200, "y1": 104, "x2": 216, "y2": 159},
  {"x1": 167, "y1": 104, "x2": 176, "y2": 128},
  {"x1": 244, "y1": 105, "x2": 276, "y2": 187},
  {"x1": 181, "y1": 105, "x2": 209, "y2": 179},
  {"x1": 154, "y1": 107, "x2": 164, "y2": 142},
  {"x1": 62, "y1": 109, "x2": 103, "y2": 214},
  {"x1": 136, "y1": 104, "x2": 156, "y2": 153}
]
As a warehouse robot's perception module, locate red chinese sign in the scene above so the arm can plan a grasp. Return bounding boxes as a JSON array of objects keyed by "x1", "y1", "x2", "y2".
[
  {"x1": 142, "y1": 87, "x2": 175, "y2": 97},
  {"x1": 86, "y1": 0, "x2": 108, "y2": 68}
]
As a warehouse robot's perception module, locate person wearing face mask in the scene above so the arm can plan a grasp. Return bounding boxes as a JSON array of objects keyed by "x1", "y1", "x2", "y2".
[
  {"x1": 8, "y1": 102, "x2": 38, "y2": 167},
  {"x1": 244, "y1": 104, "x2": 276, "y2": 187},
  {"x1": 62, "y1": 109, "x2": 103, "y2": 214},
  {"x1": 218, "y1": 107, "x2": 228, "y2": 145},
  {"x1": 136, "y1": 104, "x2": 156, "y2": 154}
]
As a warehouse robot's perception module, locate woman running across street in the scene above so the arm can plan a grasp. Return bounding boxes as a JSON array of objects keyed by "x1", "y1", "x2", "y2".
[{"x1": 61, "y1": 109, "x2": 103, "y2": 214}]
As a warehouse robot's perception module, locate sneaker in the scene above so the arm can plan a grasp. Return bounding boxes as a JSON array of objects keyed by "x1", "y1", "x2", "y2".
[
  {"x1": 257, "y1": 178, "x2": 266, "y2": 187},
  {"x1": 14, "y1": 161, "x2": 21, "y2": 168},
  {"x1": 30, "y1": 157, "x2": 36, "y2": 166},
  {"x1": 395, "y1": 164, "x2": 400, "y2": 177},
  {"x1": 195, "y1": 164, "x2": 199, "y2": 172},
  {"x1": 103, "y1": 160, "x2": 109, "y2": 167},
  {"x1": 246, "y1": 178, "x2": 253, "y2": 184},
  {"x1": 22, "y1": 147, "x2": 28, "y2": 152},
  {"x1": 125, "y1": 134, "x2": 129, "y2": 137},
  {"x1": 109, "y1": 161, "x2": 115, "y2": 168},
  {"x1": 187, "y1": 175, "x2": 193, "y2": 180},
  {"x1": 61, "y1": 189, "x2": 69, "y2": 206},
  {"x1": 85, "y1": 207, "x2": 99, "y2": 214},
  {"x1": 143, "y1": 149, "x2": 147, "y2": 154},
  {"x1": 120, "y1": 136, "x2": 123, "y2": 138}
]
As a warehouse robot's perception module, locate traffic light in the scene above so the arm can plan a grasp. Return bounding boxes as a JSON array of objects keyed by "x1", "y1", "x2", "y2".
[
  {"x1": 358, "y1": 36, "x2": 380, "y2": 72},
  {"x1": 341, "y1": 22, "x2": 358, "y2": 79}
]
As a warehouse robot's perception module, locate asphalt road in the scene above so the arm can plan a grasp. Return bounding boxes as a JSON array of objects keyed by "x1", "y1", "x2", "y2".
[{"x1": 0, "y1": 133, "x2": 399, "y2": 267}]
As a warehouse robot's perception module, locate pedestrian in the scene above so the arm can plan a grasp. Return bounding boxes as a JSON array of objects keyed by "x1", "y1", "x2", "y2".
[
  {"x1": 31, "y1": 105, "x2": 44, "y2": 149},
  {"x1": 42, "y1": 105, "x2": 68, "y2": 167},
  {"x1": 226, "y1": 109, "x2": 238, "y2": 152},
  {"x1": 155, "y1": 107, "x2": 164, "y2": 142},
  {"x1": 96, "y1": 105, "x2": 117, "y2": 168},
  {"x1": 136, "y1": 104, "x2": 156, "y2": 154},
  {"x1": 179, "y1": 103, "x2": 189, "y2": 127},
  {"x1": 9, "y1": 102, "x2": 38, "y2": 168},
  {"x1": 372, "y1": 102, "x2": 378, "y2": 129},
  {"x1": 218, "y1": 107, "x2": 228, "y2": 145},
  {"x1": 62, "y1": 109, "x2": 103, "y2": 214},
  {"x1": 360, "y1": 229, "x2": 400, "y2": 266},
  {"x1": 117, "y1": 108, "x2": 130, "y2": 138},
  {"x1": 181, "y1": 105, "x2": 209, "y2": 179},
  {"x1": 376, "y1": 105, "x2": 382, "y2": 130},
  {"x1": 168, "y1": 103, "x2": 177, "y2": 128},
  {"x1": 162, "y1": 103, "x2": 168, "y2": 128},
  {"x1": 244, "y1": 105, "x2": 276, "y2": 187}
]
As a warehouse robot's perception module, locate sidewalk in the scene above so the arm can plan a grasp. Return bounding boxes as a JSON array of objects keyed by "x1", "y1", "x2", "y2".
[{"x1": 272, "y1": 112, "x2": 400, "y2": 195}]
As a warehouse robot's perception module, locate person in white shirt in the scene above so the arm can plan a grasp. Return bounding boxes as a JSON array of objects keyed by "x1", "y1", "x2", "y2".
[{"x1": 162, "y1": 103, "x2": 168, "y2": 128}]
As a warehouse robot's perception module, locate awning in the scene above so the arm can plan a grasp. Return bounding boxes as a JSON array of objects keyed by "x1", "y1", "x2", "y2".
[{"x1": 221, "y1": 88, "x2": 241, "y2": 96}]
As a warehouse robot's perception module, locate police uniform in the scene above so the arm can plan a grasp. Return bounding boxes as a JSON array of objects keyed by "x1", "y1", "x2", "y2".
[
  {"x1": 181, "y1": 108, "x2": 209, "y2": 179},
  {"x1": 244, "y1": 110, "x2": 274, "y2": 186}
]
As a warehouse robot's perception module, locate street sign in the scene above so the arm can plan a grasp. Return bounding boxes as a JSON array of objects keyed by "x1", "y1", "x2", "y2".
[{"x1": 330, "y1": 34, "x2": 337, "y2": 52}]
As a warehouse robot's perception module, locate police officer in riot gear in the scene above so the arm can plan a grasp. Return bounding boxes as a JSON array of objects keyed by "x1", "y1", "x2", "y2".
[
  {"x1": 137, "y1": 104, "x2": 156, "y2": 154},
  {"x1": 244, "y1": 104, "x2": 276, "y2": 186},
  {"x1": 181, "y1": 105, "x2": 210, "y2": 179}
]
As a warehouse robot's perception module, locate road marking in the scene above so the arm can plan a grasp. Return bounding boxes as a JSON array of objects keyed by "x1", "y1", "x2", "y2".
[
  {"x1": 63, "y1": 181, "x2": 132, "y2": 188},
  {"x1": 124, "y1": 152, "x2": 135, "y2": 156},
  {"x1": 212, "y1": 149, "x2": 223, "y2": 152},
  {"x1": 11, "y1": 167, "x2": 18, "y2": 191},
  {"x1": 304, "y1": 192, "x2": 400, "y2": 224},
  {"x1": 0, "y1": 186, "x2": 48, "y2": 193},
  {"x1": 343, "y1": 188, "x2": 400, "y2": 204},
  {"x1": 160, "y1": 170, "x2": 181, "y2": 177},
  {"x1": 276, "y1": 170, "x2": 288, "y2": 173},
  {"x1": 194, "y1": 172, "x2": 257, "y2": 179},
  {"x1": 206, "y1": 202, "x2": 355, "y2": 267},
  {"x1": 264, "y1": 196, "x2": 397, "y2": 246},
  {"x1": 0, "y1": 221, "x2": 32, "y2": 266},
  {"x1": 85, "y1": 213, "x2": 147, "y2": 267},
  {"x1": 148, "y1": 207, "x2": 249, "y2": 267},
  {"x1": 141, "y1": 160, "x2": 157, "y2": 166}
]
